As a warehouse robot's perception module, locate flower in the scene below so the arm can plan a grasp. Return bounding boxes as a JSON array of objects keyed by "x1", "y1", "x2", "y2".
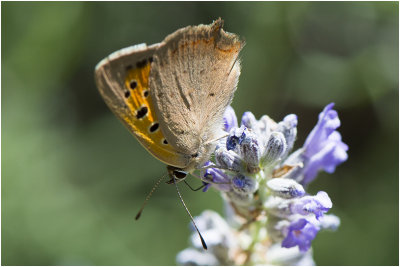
[
  {"x1": 290, "y1": 191, "x2": 332, "y2": 219},
  {"x1": 226, "y1": 126, "x2": 248, "y2": 151},
  {"x1": 202, "y1": 161, "x2": 232, "y2": 192},
  {"x1": 176, "y1": 211, "x2": 238, "y2": 266},
  {"x1": 223, "y1": 105, "x2": 238, "y2": 132},
  {"x1": 178, "y1": 104, "x2": 346, "y2": 265},
  {"x1": 301, "y1": 103, "x2": 349, "y2": 184},
  {"x1": 231, "y1": 174, "x2": 259, "y2": 195},
  {"x1": 281, "y1": 218, "x2": 319, "y2": 252}
]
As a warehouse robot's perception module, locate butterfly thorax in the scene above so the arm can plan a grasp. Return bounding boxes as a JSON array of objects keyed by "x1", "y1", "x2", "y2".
[{"x1": 180, "y1": 133, "x2": 219, "y2": 172}]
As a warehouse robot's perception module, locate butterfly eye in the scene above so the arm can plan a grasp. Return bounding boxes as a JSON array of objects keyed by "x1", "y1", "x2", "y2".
[{"x1": 173, "y1": 170, "x2": 187, "y2": 180}]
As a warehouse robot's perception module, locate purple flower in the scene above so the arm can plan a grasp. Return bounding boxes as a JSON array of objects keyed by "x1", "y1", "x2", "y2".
[
  {"x1": 202, "y1": 162, "x2": 232, "y2": 192},
  {"x1": 302, "y1": 103, "x2": 348, "y2": 184},
  {"x1": 290, "y1": 191, "x2": 332, "y2": 219},
  {"x1": 231, "y1": 174, "x2": 258, "y2": 194},
  {"x1": 223, "y1": 106, "x2": 238, "y2": 132},
  {"x1": 226, "y1": 126, "x2": 247, "y2": 151},
  {"x1": 282, "y1": 218, "x2": 319, "y2": 252},
  {"x1": 241, "y1": 111, "x2": 258, "y2": 129},
  {"x1": 177, "y1": 104, "x2": 344, "y2": 264}
]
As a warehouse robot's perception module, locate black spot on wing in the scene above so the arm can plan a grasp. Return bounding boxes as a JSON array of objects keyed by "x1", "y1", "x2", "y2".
[
  {"x1": 136, "y1": 106, "x2": 148, "y2": 119},
  {"x1": 149, "y1": 122, "x2": 159, "y2": 133},
  {"x1": 130, "y1": 80, "x2": 137, "y2": 90}
]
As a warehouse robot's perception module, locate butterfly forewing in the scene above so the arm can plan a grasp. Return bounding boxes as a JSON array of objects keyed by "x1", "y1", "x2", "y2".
[
  {"x1": 149, "y1": 19, "x2": 243, "y2": 164},
  {"x1": 95, "y1": 44, "x2": 188, "y2": 168}
]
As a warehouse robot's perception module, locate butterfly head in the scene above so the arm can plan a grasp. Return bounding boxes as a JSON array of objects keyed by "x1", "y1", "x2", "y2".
[{"x1": 166, "y1": 165, "x2": 188, "y2": 184}]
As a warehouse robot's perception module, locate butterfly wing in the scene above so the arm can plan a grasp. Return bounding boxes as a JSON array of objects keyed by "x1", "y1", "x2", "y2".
[
  {"x1": 95, "y1": 43, "x2": 189, "y2": 168},
  {"x1": 149, "y1": 19, "x2": 243, "y2": 168}
]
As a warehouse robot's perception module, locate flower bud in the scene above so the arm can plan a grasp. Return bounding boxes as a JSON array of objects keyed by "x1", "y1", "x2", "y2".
[
  {"x1": 232, "y1": 174, "x2": 259, "y2": 195},
  {"x1": 261, "y1": 132, "x2": 287, "y2": 167},
  {"x1": 239, "y1": 133, "x2": 261, "y2": 173},
  {"x1": 215, "y1": 146, "x2": 242, "y2": 172},
  {"x1": 267, "y1": 178, "x2": 305, "y2": 199},
  {"x1": 276, "y1": 114, "x2": 297, "y2": 157},
  {"x1": 227, "y1": 126, "x2": 247, "y2": 151},
  {"x1": 241, "y1": 111, "x2": 257, "y2": 129}
]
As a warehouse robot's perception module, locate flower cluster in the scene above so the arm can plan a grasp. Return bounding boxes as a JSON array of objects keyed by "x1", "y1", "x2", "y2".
[{"x1": 177, "y1": 103, "x2": 348, "y2": 265}]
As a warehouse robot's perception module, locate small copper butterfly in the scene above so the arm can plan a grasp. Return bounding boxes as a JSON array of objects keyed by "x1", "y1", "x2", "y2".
[
  {"x1": 95, "y1": 18, "x2": 243, "y2": 183},
  {"x1": 95, "y1": 18, "x2": 243, "y2": 250}
]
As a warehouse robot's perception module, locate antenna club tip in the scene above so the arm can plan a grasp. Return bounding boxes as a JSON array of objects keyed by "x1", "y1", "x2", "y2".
[
  {"x1": 200, "y1": 236, "x2": 208, "y2": 250},
  {"x1": 135, "y1": 212, "x2": 142, "y2": 220}
]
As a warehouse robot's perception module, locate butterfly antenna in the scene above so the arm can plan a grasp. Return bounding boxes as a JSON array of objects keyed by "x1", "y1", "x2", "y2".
[
  {"x1": 135, "y1": 174, "x2": 166, "y2": 220},
  {"x1": 204, "y1": 133, "x2": 229, "y2": 146},
  {"x1": 172, "y1": 176, "x2": 208, "y2": 250}
]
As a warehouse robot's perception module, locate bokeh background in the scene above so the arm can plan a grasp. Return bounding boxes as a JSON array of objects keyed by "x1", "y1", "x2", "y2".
[{"x1": 2, "y1": 2, "x2": 398, "y2": 265}]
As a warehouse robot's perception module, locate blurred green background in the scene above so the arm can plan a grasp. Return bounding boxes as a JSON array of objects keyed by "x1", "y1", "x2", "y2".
[{"x1": 2, "y1": 2, "x2": 398, "y2": 265}]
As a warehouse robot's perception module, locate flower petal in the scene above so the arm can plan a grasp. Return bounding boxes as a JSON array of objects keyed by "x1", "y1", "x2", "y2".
[
  {"x1": 223, "y1": 106, "x2": 238, "y2": 132},
  {"x1": 282, "y1": 218, "x2": 319, "y2": 252},
  {"x1": 301, "y1": 103, "x2": 348, "y2": 184}
]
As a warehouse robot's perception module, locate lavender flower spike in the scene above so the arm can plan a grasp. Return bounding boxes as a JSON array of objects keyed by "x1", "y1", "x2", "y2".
[
  {"x1": 302, "y1": 103, "x2": 348, "y2": 184},
  {"x1": 177, "y1": 104, "x2": 346, "y2": 265}
]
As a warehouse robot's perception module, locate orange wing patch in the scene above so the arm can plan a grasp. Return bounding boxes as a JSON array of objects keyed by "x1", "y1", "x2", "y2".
[{"x1": 118, "y1": 61, "x2": 186, "y2": 167}]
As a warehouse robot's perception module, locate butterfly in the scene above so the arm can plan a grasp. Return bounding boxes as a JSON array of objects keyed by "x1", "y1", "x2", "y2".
[
  {"x1": 94, "y1": 19, "x2": 243, "y2": 249},
  {"x1": 95, "y1": 18, "x2": 243, "y2": 182}
]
